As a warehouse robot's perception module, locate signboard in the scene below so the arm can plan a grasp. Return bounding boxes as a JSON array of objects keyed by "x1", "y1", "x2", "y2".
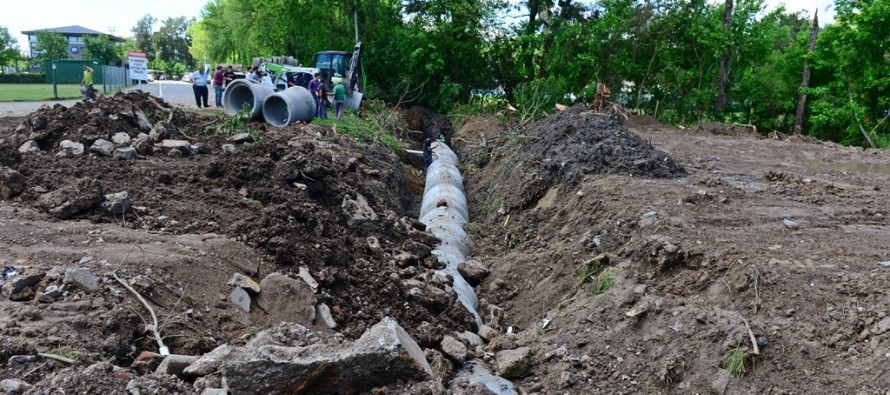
[{"x1": 128, "y1": 51, "x2": 147, "y2": 81}]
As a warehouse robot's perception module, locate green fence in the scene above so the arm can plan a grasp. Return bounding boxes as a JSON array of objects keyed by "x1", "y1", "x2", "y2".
[{"x1": 43, "y1": 60, "x2": 106, "y2": 84}]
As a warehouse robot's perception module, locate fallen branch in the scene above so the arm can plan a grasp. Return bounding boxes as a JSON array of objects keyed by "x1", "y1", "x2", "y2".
[
  {"x1": 112, "y1": 272, "x2": 167, "y2": 353},
  {"x1": 741, "y1": 317, "x2": 760, "y2": 356},
  {"x1": 38, "y1": 353, "x2": 76, "y2": 365}
]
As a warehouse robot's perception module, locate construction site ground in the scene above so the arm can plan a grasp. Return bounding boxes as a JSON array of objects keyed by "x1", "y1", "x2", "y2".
[{"x1": 0, "y1": 96, "x2": 889, "y2": 394}]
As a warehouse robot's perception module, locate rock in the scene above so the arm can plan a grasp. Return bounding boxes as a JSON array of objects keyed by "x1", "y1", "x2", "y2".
[
  {"x1": 221, "y1": 317, "x2": 432, "y2": 395},
  {"x1": 154, "y1": 354, "x2": 199, "y2": 376},
  {"x1": 228, "y1": 133, "x2": 255, "y2": 144},
  {"x1": 496, "y1": 346, "x2": 535, "y2": 378},
  {"x1": 458, "y1": 259, "x2": 490, "y2": 285},
  {"x1": 297, "y1": 266, "x2": 318, "y2": 290},
  {"x1": 457, "y1": 331, "x2": 484, "y2": 346},
  {"x1": 90, "y1": 139, "x2": 115, "y2": 156},
  {"x1": 112, "y1": 132, "x2": 132, "y2": 146},
  {"x1": 366, "y1": 236, "x2": 383, "y2": 254},
  {"x1": 18, "y1": 140, "x2": 41, "y2": 154},
  {"x1": 149, "y1": 123, "x2": 168, "y2": 141},
  {"x1": 874, "y1": 317, "x2": 890, "y2": 335},
  {"x1": 478, "y1": 325, "x2": 499, "y2": 342},
  {"x1": 425, "y1": 348, "x2": 452, "y2": 384},
  {"x1": 102, "y1": 191, "x2": 133, "y2": 215},
  {"x1": 195, "y1": 142, "x2": 213, "y2": 155},
  {"x1": 200, "y1": 389, "x2": 226, "y2": 395},
  {"x1": 183, "y1": 344, "x2": 233, "y2": 377},
  {"x1": 64, "y1": 268, "x2": 100, "y2": 293},
  {"x1": 160, "y1": 139, "x2": 192, "y2": 155},
  {"x1": 0, "y1": 167, "x2": 25, "y2": 199},
  {"x1": 228, "y1": 273, "x2": 261, "y2": 294},
  {"x1": 783, "y1": 218, "x2": 798, "y2": 230},
  {"x1": 136, "y1": 110, "x2": 153, "y2": 132},
  {"x1": 440, "y1": 336, "x2": 468, "y2": 362},
  {"x1": 46, "y1": 266, "x2": 65, "y2": 280},
  {"x1": 36, "y1": 179, "x2": 102, "y2": 219},
  {"x1": 711, "y1": 368, "x2": 731, "y2": 394},
  {"x1": 1, "y1": 273, "x2": 43, "y2": 298},
  {"x1": 59, "y1": 140, "x2": 85, "y2": 156},
  {"x1": 114, "y1": 147, "x2": 137, "y2": 161},
  {"x1": 221, "y1": 144, "x2": 237, "y2": 154},
  {"x1": 0, "y1": 378, "x2": 32, "y2": 395},
  {"x1": 43, "y1": 284, "x2": 64, "y2": 297},
  {"x1": 342, "y1": 193, "x2": 378, "y2": 224},
  {"x1": 256, "y1": 273, "x2": 316, "y2": 325},
  {"x1": 229, "y1": 287, "x2": 251, "y2": 312},
  {"x1": 131, "y1": 351, "x2": 164, "y2": 374},
  {"x1": 316, "y1": 303, "x2": 338, "y2": 329},
  {"x1": 133, "y1": 136, "x2": 153, "y2": 155}
]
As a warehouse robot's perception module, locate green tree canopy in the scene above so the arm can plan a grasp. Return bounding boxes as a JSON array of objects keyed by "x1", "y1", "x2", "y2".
[
  {"x1": 84, "y1": 34, "x2": 119, "y2": 65},
  {"x1": 132, "y1": 14, "x2": 157, "y2": 58},
  {"x1": 0, "y1": 26, "x2": 20, "y2": 72},
  {"x1": 35, "y1": 30, "x2": 69, "y2": 61}
]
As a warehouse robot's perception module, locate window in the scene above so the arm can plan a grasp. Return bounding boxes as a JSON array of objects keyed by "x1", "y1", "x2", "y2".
[
  {"x1": 28, "y1": 35, "x2": 36, "y2": 42},
  {"x1": 68, "y1": 36, "x2": 81, "y2": 43}
]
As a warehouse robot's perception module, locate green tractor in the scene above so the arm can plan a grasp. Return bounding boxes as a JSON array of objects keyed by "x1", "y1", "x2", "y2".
[{"x1": 254, "y1": 42, "x2": 364, "y2": 108}]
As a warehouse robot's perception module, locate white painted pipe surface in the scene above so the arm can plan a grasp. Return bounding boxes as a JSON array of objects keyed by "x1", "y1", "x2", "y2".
[
  {"x1": 262, "y1": 86, "x2": 317, "y2": 127},
  {"x1": 223, "y1": 79, "x2": 275, "y2": 119}
]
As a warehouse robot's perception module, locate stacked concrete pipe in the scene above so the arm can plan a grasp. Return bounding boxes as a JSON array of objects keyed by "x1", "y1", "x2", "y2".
[
  {"x1": 262, "y1": 86, "x2": 316, "y2": 127},
  {"x1": 222, "y1": 79, "x2": 275, "y2": 120}
]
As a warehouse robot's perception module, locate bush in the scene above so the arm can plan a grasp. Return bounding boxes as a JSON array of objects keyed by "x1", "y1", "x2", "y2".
[
  {"x1": 513, "y1": 76, "x2": 569, "y2": 122},
  {"x1": 0, "y1": 73, "x2": 46, "y2": 84}
]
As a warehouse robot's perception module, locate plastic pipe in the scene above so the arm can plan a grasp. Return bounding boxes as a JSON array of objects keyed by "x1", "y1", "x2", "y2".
[
  {"x1": 262, "y1": 86, "x2": 317, "y2": 127},
  {"x1": 222, "y1": 79, "x2": 275, "y2": 119}
]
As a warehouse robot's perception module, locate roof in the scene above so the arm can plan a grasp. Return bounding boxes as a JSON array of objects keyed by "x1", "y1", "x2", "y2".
[{"x1": 21, "y1": 25, "x2": 124, "y2": 42}]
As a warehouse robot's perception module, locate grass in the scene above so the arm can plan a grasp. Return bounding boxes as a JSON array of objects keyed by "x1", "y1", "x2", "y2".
[
  {"x1": 723, "y1": 347, "x2": 749, "y2": 377},
  {"x1": 0, "y1": 84, "x2": 84, "y2": 101},
  {"x1": 591, "y1": 267, "x2": 618, "y2": 295},
  {"x1": 564, "y1": 254, "x2": 617, "y2": 301},
  {"x1": 315, "y1": 113, "x2": 404, "y2": 153}
]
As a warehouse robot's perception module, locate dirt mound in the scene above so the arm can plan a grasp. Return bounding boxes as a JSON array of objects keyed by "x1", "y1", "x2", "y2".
[
  {"x1": 453, "y1": 115, "x2": 506, "y2": 169},
  {"x1": 693, "y1": 122, "x2": 762, "y2": 138},
  {"x1": 467, "y1": 105, "x2": 685, "y2": 213},
  {"x1": 399, "y1": 106, "x2": 453, "y2": 138}
]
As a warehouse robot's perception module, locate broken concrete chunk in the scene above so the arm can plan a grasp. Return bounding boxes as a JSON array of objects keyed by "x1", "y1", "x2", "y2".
[
  {"x1": 458, "y1": 259, "x2": 490, "y2": 285},
  {"x1": 112, "y1": 132, "x2": 132, "y2": 146},
  {"x1": 221, "y1": 144, "x2": 237, "y2": 154},
  {"x1": 0, "y1": 378, "x2": 32, "y2": 395},
  {"x1": 342, "y1": 193, "x2": 378, "y2": 224},
  {"x1": 228, "y1": 273, "x2": 261, "y2": 294},
  {"x1": 440, "y1": 335, "x2": 468, "y2": 363},
  {"x1": 228, "y1": 133, "x2": 255, "y2": 144},
  {"x1": 154, "y1": 354, "x2": 199, "y2": 377},
  {"x1": 183, "y1": 344, "x2": 233, "y2": 376},
  {"x1": 90, "y1": 139, "x2": 115, "y2": 156},
  {"x1": 316, "y1": 303, "x2": 338, "y2": 329},
  {"x1": 221, "y1": 317, "x2": 431, "y2": 395},
  {"x1": 149, "y1": 123, "x2": 168, "y2": 142},
  {"x1": 477, "y1": 324, "x2": 499, "y2": 342},
  {"x1": 64, "y1": 268, "x2": 99, "y2": 293},
  {"x1": 43, "y1": 284, "x2": 64, "y2": 298},
  {"x1": 36, "y1": 180, "x2": 103, "y2": 220},
  {"x1": 0, "y1": 167, "x2": 25, "y2": 199},
  {"x1": 1, "y1": 273, "x2": 44, "y2": 298},
  {"x1": 59, "y1": 140, "x2": 85, "y2": 156},
  {"x1": 256, "y1": 273, "x2": 316, "y2": 325},
  {"x1": 102, "y1": 191, "x2": 133, "y2": 215},
  {"x1": 114, "y1": 147, "x2": 137, "y2": 161},
  {"x1": 297, "y1": 266, "x2": 318, "y2": 291},
  {"x1": 200, "y1": 389, "x2": 226, "y2": 395},
  {"x1": 496, "y1": 346, "x2": 535, "y2": 378},
  {"x1": 367, "y1": 236, "x2": 383, "y2": 254},
  {"x1": 18, "y1": 140, "x2": 41, "y2": 154},
  {"x1": 136, "y1": 110, "x2": 153, "y2": 132},
  {"x1": 229, "y1": 287, "x2": 251, "y2": 312},
  {"x1": 160, "y1": 139, "x2": 192, "y2": 155}
]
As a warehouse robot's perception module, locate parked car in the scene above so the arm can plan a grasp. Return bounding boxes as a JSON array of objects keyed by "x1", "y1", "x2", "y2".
[{"x1": 181, "y1": 73, "x2": 193, "y2": 83}]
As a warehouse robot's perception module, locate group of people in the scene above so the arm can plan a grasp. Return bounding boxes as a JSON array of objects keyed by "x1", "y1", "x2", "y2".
[
  {"x1": 307, "y1": 72, "x2": 347, "y2": 120},
  {"x1": 190, "y1": 65, "x2": 239, "y2": 108}
]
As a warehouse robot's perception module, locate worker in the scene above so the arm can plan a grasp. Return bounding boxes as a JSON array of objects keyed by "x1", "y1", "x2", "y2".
[
  {"x1": 308, "y1": 73, "x2": 321, "y2": 117},
  {"x1": 80, "y1": 65, "x2": 95, "y2": 101},
  {"x1": 223, "y1": 66, "x2": 236, "y2": 89},
  {"x1": 190, "y1": 65, "x2": 210, "y2": 108},
  {"x1": 212, "y1": 65, "x2": 224, "y2": 108},
  {"x1": 261, "y1": 71, "x2": 275, "y2": 89},
  {"x1": 333, "y1": 81, "x2": 346, "y2": 120},
  {"x1": 317, "y1": 76, "x2": 329, "y2": 119},
  {"x1": 422, "y1": 133, "x2": 438, "y2": 169}
]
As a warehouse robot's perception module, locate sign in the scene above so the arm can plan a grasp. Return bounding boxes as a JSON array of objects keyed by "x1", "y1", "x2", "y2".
[{"x1": 128, "y1": 51, "x2": 147, "y2": 81}]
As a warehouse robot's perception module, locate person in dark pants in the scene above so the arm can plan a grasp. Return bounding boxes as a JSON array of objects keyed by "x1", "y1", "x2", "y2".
[
  {"x1": 317, "y1": 77, "x2": 329, "y2": 119},
  {"x1": 190, "y1": 65, "x2": 210, "y2": 108},
  {"x1": 308, "y1": 73, "x2": 321, "y2": 117},
  {"x1": 422, "y1": 134, "x2": 437, "y2": 169},
  {"x1": 212, "y1": 65, "x2": 224, "y2": 107}
]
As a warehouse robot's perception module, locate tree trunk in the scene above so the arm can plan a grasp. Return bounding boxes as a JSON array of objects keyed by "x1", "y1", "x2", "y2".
[
  {"x1": 523, "y1": 0, "x2": 541, "y2": 81},
  {"x1": 793, "y1": 10, "x2": 819, "y2": 135},
  {"x1": 716, "y1": 0, "x2": 734, "y2": 113}
]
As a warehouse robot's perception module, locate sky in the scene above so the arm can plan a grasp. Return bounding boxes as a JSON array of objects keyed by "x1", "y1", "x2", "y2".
[{"x1": 2, "y1": 0, "x2": 835, "y2": 56}]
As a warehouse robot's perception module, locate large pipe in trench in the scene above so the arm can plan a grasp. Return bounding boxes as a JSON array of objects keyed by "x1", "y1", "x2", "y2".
[{"x1": 222, "y1": 79, "x2": 275, "y2": 120}]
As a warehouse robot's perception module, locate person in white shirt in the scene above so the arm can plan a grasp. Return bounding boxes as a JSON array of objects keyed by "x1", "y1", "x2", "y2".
[
  {"x1": 261, "y1": 71, "x2": 275, "y2": 89},
  {"x1": 190, "y1": 66, "x2": 211, "y2": 108}
]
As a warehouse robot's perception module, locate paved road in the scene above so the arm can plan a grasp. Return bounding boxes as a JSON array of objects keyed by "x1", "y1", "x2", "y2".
[{"x1": 1, "y1": 81, "x2": 210, "y2": 117}]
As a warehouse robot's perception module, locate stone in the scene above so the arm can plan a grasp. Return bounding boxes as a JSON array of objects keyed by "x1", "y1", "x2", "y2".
[
  {"x1": 316, "y1": 303, "x2": 338, "y2": 329},
  {"x1": 195, "y1": 142, "x2": 213, "y2": 155},
  {"x1": 160, "y1": 139, "x2": 192, "y2": 155},
  {"x1": 102, "y1": 191, "x2": 133, "y2": 215},
  {"x1": 228, "y1": 273, "x2": 261, "y2": 294},
  {"x1": 220, "y1": 317, "x2": 431, "y2": 395},
  {"x1": 297, "y1": 266, "x2": 318, "y2": 290},
  {"x1": 133, "y1": 136, "x2": 153, "y2": 155},
  {"x1": 366, "y1": 236, "x2": 383, "y2": 254},
  {"x1": 154, "y1": 354, "x2": 199, "y2": 376},
  {"x1": 59, "y1": 140, "x2": 85, "y2": 156},
  {"x1": 64, "y1": 268, "x2": 100, "y2": 293},
  {"x1": 0, "y1": 167, "x2": 25, "y2": 199},
  {"x1": 201, "y1": 389, "x2": 226, "y2": 395},
  {"x1": 711, "y1": 368, "x2": 731, "y2": 394},
  {"x1": 440, "y1": 335, "x2": 468, "y2": 362},
  {"x1": 112, "y1": 132, "x2": 132, "y2": 146},
  {"x1": 36, "y1": 179, "x2": 102, "y2": 219},
  {"x1": 229, "y1": 287, "x2": 251, "y2": 312},
  {"x1": 90, "y1": 139, "x2": 115, "y2": 156},
  {"x1": 228, "y1": 133, "x2": 256, "y2": 144},
  {"x1": 149, "y1": 123, "x2": 168, "y2": 142},
  {"x1": 457, "y1": 331, "x2": 484, "y2": 346},
  {"x1": 1, "y1": 273, "x2": 44, "y2": 298},
  {"x1": 256, "y1": 273, "x2": 316, "y2": 325},
  {"x1": 496, "y1": 346, "x2": 535, "y2": 378},
  {"x1": 183, "y1": 344, "x2": 233, "y2": 376},
  {"x1": 342, "y1": 193, "x2": 378, "y2": 224},
  {"x1": 221, "y1": 144, "x2": 237, "y2": 154},
  {"x1": 136, "y1": 110, "x2": 153, "y2": 132},
  {"x1": 458, "y1": 260, "x2": 490, "y2": 285},
  {"x1": 131, "y1": 351, "x2": 164, "y2": 374},
  {"x1": 18, "y1": 140, "x2": 41, "y2": 154},
  {"x1": 874, "y1": 317, "x2": 890, "y2": 335},
  {"x1": 114, "y1": 147, "x2": 137, "y2": 161},
  {"x1": 477, "y1": 325, "x2": 499, "y2": 342},
  {"x1": 0, "y1": 379, "x2": 32, "y2": 395},
  {"x1": 43, "y1": 284, "x2": 64, "y2": 298}
]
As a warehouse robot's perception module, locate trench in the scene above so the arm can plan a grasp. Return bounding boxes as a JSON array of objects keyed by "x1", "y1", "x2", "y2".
[{"x1": 419, "y1": 142, "x2": 517, "y2": 394}]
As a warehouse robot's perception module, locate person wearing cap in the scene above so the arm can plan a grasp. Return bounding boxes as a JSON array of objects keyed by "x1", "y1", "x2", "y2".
[
  {"x1": 422, "y1": 132, "x2": 439, "y2": 169},
  {"x1": 190, "y1": 65, "x2": 211, "y2": 108},
  {"x1": 80, "y1": 65, "x2": 95, "y2": 101}
]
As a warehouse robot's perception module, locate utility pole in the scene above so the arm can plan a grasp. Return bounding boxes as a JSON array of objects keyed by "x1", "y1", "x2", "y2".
[{"x1": 353, "y1": 0, "x2": 359, "y2": 43}]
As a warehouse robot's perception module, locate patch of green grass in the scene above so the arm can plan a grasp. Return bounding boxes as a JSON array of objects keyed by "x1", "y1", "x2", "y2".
[
  {"x1": 0, "y1": 84, "x2": 84, "y2": 101},
  {"x1": 47, "y1": 346, "x2": 82, "y2": 362},
  {"x1": 723, "y1": 347, "x2": 749, "y2": 377},
  {"x1": 489, "y1": 196, "x2": 503, "y2": 214},
  {"x1": 315, "y1": 113, "x2": 404, "y2": 153},
  {"x1": 183, "y1": 293, "x2": 196, "y2": 306},
  {"x1": 464, "y1": 222, "x2": 481, "y2": 234},
  {"x1": 591, "y1": 267, "x2": 618, "y2": 295},
  {"x1": 205, "y1": 103, "x2": 260, "y2": 140},
  {"x1": 564, "y1": 254, "x2": 616, "y2": 301}
]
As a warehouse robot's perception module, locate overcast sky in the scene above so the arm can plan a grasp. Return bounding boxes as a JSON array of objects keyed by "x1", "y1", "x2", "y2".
[{"x1": 2, "y1": 0, "x2": 835, "y2": 56}]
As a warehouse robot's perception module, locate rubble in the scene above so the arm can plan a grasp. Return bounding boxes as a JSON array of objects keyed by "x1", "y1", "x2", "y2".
[
  {"x1": 90, "y1": 139, "x2": 115, "y2": 156},
  {"x1": 229, "y1": 287, "x2": 251, "y2": 312},
  {"x1": 496, "y1": 347, "x2": 535, "y2": 378},
  {"x1": 228, "y1": 273, "x2": 261, "y2": 293},
  {"x1": 102, "y1": 191, "x2": 133, "y2": 215},
  {"x1": 255, "y1": 273, "x2": 316, "y2": 325},
  {"x1": 0, "y1": 166, "x2": 25, "y2": 199},
  {"x1": 64, "y1": 267, "x2": 100, "y2": 293},
  {"x1": 59, "y1": 140, "x2": 85, "y2": 156}
]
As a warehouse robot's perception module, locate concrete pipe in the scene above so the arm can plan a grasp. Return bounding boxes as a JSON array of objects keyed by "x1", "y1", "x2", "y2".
[
  {"x1": 223, "y1": 79, "x2": 275, "y2": 119},
  {"x1": 424, "y1": 162, "x2": 464, "y2": 195},
  {"x1": 262, "y1": 86, "x2": 317, "y2": 127},
  {"x1": 420, "y1": 185, "x2": 469, "y2": 223}
]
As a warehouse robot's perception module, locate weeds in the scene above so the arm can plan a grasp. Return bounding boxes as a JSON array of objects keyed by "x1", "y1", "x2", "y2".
[
  {"x1": 722, "y1": 347, "x2": 749, "y2": 377},
  {"x1": 208, "y1": 103, "x2": 260, "y2": 141},
  {"x1": 564, "y1": 254, "x2": 616, "y2": 301},
  {"x1": 591, "y1": 267, "x2": 618, "y2": 295},
  {"x1": 314, "y1": 114, "x2": 404, "y2": 153},
  {"x1": 464, "y1": 222, "x2": 481, "y2": 234}
]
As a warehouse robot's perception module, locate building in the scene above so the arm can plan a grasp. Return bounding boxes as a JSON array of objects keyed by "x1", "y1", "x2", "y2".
[{"x1": 21, "y1": 25, "x2": 124, "y2": 60}]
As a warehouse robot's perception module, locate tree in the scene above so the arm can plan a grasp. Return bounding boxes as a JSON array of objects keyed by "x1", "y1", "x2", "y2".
[
  {"x1": 132, "y1": 14, "x2": 157, "y2": 58},
  {"x1": 0, "y1": 26, "x2": 20, "y2": 73},
  {"x1": 153, "y1": 17, "x2": 193, "y2": 64},
  {"x1": 84, "y1": 34, "x2": 119, "y2": 64},
  {"x1": 716, "y1": 0, "x2": 734, "y2": 112},
  {"x1": 34, "y1": 30, "x2": 69, "y2": 61},
  {"x1": 793, "y1": 11, "x2": 818, "y2": 135}
]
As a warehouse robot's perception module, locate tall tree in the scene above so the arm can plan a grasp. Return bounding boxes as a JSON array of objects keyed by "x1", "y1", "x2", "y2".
[
  {"x1": 0, "y1": 26, "x2": 20, "y2": 73},
  {"x1": 153, "y1": 17, "x2": 193, "y2": 64},
  {"x1": 793, "y1": 10, "x2": 818, "y2": 135},
  {"x1": 34, "y1": 30, "x2": 69, "y2": 61},
  {"x1": 716, "y1": 0, "x2": 734, "y2": 112},
  {"x1": 132, "y1": 14, "x2": 157, "y2": 58},
  {"x1": 84, "y1": 34, "x2": 119, "y2": 65}
]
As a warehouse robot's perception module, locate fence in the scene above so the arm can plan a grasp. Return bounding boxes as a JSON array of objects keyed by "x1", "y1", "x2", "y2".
[{"x1": 102, "y1": 65, "x2": 130, "y2": 94}]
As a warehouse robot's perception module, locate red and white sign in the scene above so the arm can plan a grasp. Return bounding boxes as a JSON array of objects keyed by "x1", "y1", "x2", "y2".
[{"x1": 128, "y1": 51, "x2": 148, "y2": 81}]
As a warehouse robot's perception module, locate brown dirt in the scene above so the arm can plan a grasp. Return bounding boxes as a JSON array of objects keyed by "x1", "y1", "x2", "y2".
[{"x1": 457, "y1": 111, "x2": 890, "y2": 394}]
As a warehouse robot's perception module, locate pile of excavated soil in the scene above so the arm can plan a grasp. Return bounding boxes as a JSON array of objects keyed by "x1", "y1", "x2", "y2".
[{"x1": 691, "y1": 122, "x2": 763, "y2": 139}]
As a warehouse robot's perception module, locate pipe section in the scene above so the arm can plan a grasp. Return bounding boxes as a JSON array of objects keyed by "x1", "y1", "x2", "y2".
[
  {"x1": 262, "y1": 86, "x2": 317, "y2": 127},
  {"x1": 223, "y1": 79, "x2": 275, "y2": 119}
]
